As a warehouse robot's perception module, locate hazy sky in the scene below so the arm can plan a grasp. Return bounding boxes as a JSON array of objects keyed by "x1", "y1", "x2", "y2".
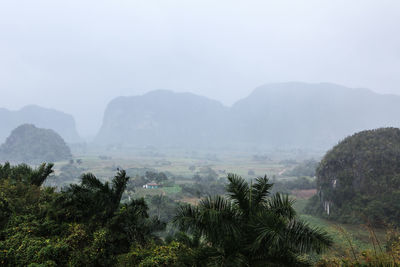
[{"x1": 1, "y1": 0, "x2": 399, "y2": 136}]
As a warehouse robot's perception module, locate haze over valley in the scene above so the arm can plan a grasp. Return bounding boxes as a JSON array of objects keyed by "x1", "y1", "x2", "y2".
[
  {"x1": 2, "y1": 82, "x2": 400, "y2": 153},
  {"x1": 1, "y1": 1, "x2": 400, "y2": 266}
]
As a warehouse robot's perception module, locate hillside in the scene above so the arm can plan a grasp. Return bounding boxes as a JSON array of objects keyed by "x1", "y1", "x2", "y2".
[
  {"x1": 96, "y1": 83, "x2": 400, "y2": 149},
  {"x1": 0, "y1": 124, "x2": 72, "y2": 164},
  {"x1": 306, "y1": 127, "x2": 400, "y2": 225},
  {"x1": 0, "y1": 105, "x2": 81, "y2": 143},
  {"x1": 229, "y1": 82, "x2": 400, "y2": 148},
  {"x1": 96, "y1": 90, "x2": 228, "y2": 147}
]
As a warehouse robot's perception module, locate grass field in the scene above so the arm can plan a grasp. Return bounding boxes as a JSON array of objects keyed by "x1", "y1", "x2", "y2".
[
  {"x1": 54, "y1": 154, "x2": 291, "y2": 182},
  {"x1": 293, "y1": 197, "x2": 387, "y2": 259}
]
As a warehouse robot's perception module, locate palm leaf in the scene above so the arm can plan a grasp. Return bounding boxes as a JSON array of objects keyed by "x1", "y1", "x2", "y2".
[
  {"x1": 112, "y1": 170, "x2": 129, "y2": 204},
  {"x1": 251, "y1": 175, "x2": 273, "y2": 208},
  {"x1": 267, "y1": 193, "x2": 296, "y2": 220},
  {"x1": 284, "y1": 219, "x2": 332, "y2": 254},
  {"x1": 81, "y1": 173, "x2": 105, "y2": 191},
  {"x1": 226, "y1": 173, "x2": 250, "y2": 213}
]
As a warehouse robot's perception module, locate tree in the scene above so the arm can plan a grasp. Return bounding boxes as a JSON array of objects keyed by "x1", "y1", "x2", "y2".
[
  {"x1": 150, "y1": 195, "x2": 164, "y2": 219},
  {"x1": 145, "y1": 171, "x2": 157, "y2": 182},
  {"x1": 155, "y1": 172, "x2": 167, "y2": 184},
  {"x1": 174, "y1": 174, "x2": 332, "y2": 266},
  {"x1": 51, "y1": 170, "x2": 130, "y2": 226},
  {"x1": 189, "y1": 165, "x2": 196, "y2": 172},
  {"x1": 1, "y1": 168, "x2": 164, "y2": 266},
  {"x1": 0, "y1": 162, "x2": 54, "y2": 186}
]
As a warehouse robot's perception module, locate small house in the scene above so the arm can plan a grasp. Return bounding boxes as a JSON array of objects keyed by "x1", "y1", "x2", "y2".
[{"x1": 143, "y1": 182, "x2": 159, "y2": 189}]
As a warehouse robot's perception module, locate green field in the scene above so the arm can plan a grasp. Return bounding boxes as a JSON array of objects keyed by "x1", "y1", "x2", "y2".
[
  {"x1": 293, "y1": 198, "x2": 387, "y2": 260},
  {"x1": 55, "y1": 154, "x2": 291, "y2": 181}
]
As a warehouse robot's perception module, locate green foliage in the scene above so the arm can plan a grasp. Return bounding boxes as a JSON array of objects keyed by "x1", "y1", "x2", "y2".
[
  {"x1": 272, "y1": 176, "x2": 316, "y2": 194},
  {"x1": 0, "y1": 124, "x2": 71, "y2": 164},
  {"x1": 174, "y1": 174, "x2": 332, "y2": 266},
  {"x1": 0, "y1": 162, "x2": 54, "y2": 186},
  {"x1": 181, "y1": 171, "x2": 226, "y2": 198},
  {"x1": 118, "y1": 241, "x2": 193, "y2": 266},
  {"x1": 285, "y1": 159, "x2": 318, "y2": 177},
  {"x1": 145, "y1": 171, "x2": 167, "y2": 184},
  {"x1": 306, "y1": 128, "x2": 400, "y2": 226},
  {"x1": 0, "y1": 163, "x2": 165, "y2": 266}
]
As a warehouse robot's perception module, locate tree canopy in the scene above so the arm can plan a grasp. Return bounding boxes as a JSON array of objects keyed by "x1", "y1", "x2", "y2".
[{"x1": 174, "y1": 174, "x2": 332, "y2": 266}]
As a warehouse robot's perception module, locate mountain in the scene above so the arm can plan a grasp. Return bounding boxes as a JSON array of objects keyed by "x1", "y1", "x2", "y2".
[
  {"x1": 0, "y1": 105, "x2": 81, "y2": 143},
  {"x1": 96, "y1": 90, "x2": 228, "y2": 147},
  {"x1": 229, "y1": 82, "x2": 400, "y2": 148},
  {"x1": 306, "y1": 127, "x2": 400, "y2": 225},
  {"x1": 96, "y1": 83, "x2": 400, "y2": 149},
  {"x1": 0, "y1": 124, "x2": 72, "y2": 164}
]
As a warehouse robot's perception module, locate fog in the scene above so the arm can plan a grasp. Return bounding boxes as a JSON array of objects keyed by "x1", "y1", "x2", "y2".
[{"x1": 0, "y1": 0, "x2": 400, "y2": 137}]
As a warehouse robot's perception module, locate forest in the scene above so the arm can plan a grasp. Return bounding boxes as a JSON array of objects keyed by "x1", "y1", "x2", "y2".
[{"x1": 0, "y1": 162, "x2": 333, "y2": 266}]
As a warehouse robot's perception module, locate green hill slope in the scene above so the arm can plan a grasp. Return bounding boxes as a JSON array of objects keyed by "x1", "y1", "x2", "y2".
[
  {"x1": 306, "y1": 127, "x2": 400, "y2": 225},
  {"x1": 0, "y1": 124, "x2": 72, "y2": 164}
]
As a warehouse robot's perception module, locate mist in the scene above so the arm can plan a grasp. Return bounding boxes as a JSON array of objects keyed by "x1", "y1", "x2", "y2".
[
  {"x1": 1, "y1": 0, "x2": 400, "y2": 137},
  {"x1": 3, "y1": 2, "x2": 400, "y2": 266}
]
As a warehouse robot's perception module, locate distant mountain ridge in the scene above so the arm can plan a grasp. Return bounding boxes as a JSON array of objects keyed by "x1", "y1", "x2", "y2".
[
  {"x1": 0, "y1": 105, "x2": 81, "y2": 143},
  {"x1": 229, "y1": 82, "x2": 400, "y2": 148},
  {"x1": 96, "y1": 83, "x2": 400, "y2": 149},
  {"x1": 96, "y1": 90, "x2": 227, "y2": 147}
]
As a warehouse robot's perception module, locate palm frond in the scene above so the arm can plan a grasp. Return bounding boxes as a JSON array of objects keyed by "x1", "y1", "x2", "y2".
[
  {"x1": 250, "y1": 210, "x2": 286, "y2": 252},
  {"x1": 267, "y1": 193, "x2": 296, "y2": 220},
  {"x1": 226, "y1": 173, "x2": 250, "y2": 213},
  {"x1": 251, "y1": 175, "x2": 273, "y2": 208},
  {"x1": 173, "y1": 204, "x2": 201, "y2": 234},
  {"x1": 175, "y1": 196, "x2": 242, "y2": 247},
  {"x1": 284, "y1": 219, "x2": 333, "y2": 254},
  {"x1": 80, "y1": 173, "x2": 105, "y2": 191},
  {"x1": 29, "y1": 163, "x2": 54, "y2": 186},
  {"x1": 112, "y1": 169, "x2": 129, "y2": 204}
]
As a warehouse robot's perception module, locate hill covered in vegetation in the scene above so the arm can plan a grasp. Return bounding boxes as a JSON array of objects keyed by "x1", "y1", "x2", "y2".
[
  {"x1": 0, "y1": 105, "x2": 81, "y2": 143},
  {"x1": 96, "y1": 83, "x2": 400, "y2": 149},
  {"x1": 0, "y1": 124, "x2": 72, "y2": 164},
  {"x1": 306, "y1": 127, "x2": 400, "y2": 226}
]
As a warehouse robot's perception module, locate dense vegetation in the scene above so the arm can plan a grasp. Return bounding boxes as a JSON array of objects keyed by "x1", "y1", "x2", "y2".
[
  {"x1": 0, "y1": 162, "x2": 168, "y2": 266},
  {"x1": 0, "y1": 124, "x2": 72, "y2": 164},
  {"x1": 284, "y1": 159, "x2": 318, "y2": 177},
  {"x1": 174, "y1": 174, "x2": 332, "y2": 266},
  {"x1": 306, "y1": 127, "x2": 400, "y2": 226},
  {"x1": 272, "y1": 176, "x2": 316, "y2": 195},
  {"x1": 0, "y1": 162, "x2": 334, "y2": 266}
]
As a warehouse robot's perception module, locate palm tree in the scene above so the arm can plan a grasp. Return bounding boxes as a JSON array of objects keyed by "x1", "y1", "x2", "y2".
[
  {"x1": 151, "y1": 194, "x2": 164, "y2": 219},
  {"x1": 174, "y1": 174, "x2": 332, "y2": 266},
  {"x1": 0, "y1": 162, "x2": 54, "y2": 186},
  {"x1": 51, "y1": 170, "x2": 129, "y2": 226}
]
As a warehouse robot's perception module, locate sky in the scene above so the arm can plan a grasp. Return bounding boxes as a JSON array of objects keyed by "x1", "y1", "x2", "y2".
[{"x1": 0, "y1": 0, "x2": 399, "y2": 137}]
